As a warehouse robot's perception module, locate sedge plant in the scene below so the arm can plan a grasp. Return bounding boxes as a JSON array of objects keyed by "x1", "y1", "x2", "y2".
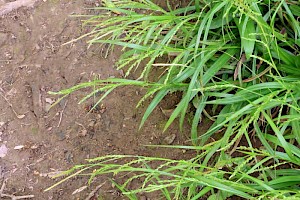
[{"x1": 49, "y1": 0, "x2": 300, "y2": 199}]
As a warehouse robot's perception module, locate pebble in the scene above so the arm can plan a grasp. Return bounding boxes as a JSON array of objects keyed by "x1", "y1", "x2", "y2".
[
  {"x1": 64, "y1": 151, "x2": 73, "y2": 163},
  {"x1": 0, "y1": 144, "x2": 8, "y2": 158},
  {"x1": 44, "y1": 103, "x2": 52, "y2": 112},
  {"x1": 164, "y1": 134, "x2": 176, "y2": 145},
  {"x1": 56, "y1": 131, "x2": 66, "y2": 141},
  {"x1": 78, "y1": 129, "x2": 87, "y2": 137}
]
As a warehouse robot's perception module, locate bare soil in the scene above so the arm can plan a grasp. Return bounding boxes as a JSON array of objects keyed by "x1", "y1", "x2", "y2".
[{"x1": 0, "y1": 1, "x2": 208, "y2": 199}]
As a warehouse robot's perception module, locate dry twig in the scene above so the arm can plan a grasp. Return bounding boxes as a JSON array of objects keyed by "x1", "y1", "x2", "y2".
[
  {"x1": 0, "y1": 90, "x2": 26, "y2": 119},
  {"x1": 0, "y1": 179, "x2": 34, "y2": 200},
  {"x1": 57, "y1": 100, "x2": 68, "y2": 128},
  {"x1": 84, "y1": 182, "x2": 106, "y2": 200}
]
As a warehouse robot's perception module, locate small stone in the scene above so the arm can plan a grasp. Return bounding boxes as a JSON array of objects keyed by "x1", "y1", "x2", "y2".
[
  {"x1": 45, "y1": 98, "x2": 55, "y2": 104},
  {"x1": 56, "y1": 131, "x2": 66, "y2": 141},
  {"x1": 0, "y1": 144, "x2": 8, "y2": 158},
  {"x1": 58, "y1": 98, "x2": 66, "y2": 108},
  {"x1": 100, "y1": 104, "x2": 106, "y2": 113},
  {"x1": 107, "y1": 143, "x2": 112, "y2": 147},
  {"x1": 45, "y1": 103, "x2": 52, "y2": 112},
  {"x1": 14, "y1": 145, "x2": 24, "y2": 150},
  {"x1": 78, "y1": 129, "x2": 87, "y2": 137},
  {"x1": 33, "y1": 170, "x2": 40, "y2": 175},
  {"x1": 30, "y1": 144, "x2": 39, "y2": 149},
  {"x1": 64, "y1": 151, "x2": 73, "y2": 163},
  {"x1": 164, "y1": 134, "x2": 176, "y2": 145}
]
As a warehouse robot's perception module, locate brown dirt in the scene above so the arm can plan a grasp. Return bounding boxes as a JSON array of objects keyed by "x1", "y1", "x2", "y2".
[{"x1": 0, "y1": 0, "x2": 208, "y2": 199}]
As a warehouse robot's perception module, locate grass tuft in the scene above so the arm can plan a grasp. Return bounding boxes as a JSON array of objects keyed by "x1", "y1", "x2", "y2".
[{"x1": 49, "y1": 0, "x2": 300, "y2": 199}]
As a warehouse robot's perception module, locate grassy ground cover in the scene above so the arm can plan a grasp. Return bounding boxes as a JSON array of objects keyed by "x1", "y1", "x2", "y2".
[{"x1": 49, "y1": 0, "x2": 300, "y2": 199}]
